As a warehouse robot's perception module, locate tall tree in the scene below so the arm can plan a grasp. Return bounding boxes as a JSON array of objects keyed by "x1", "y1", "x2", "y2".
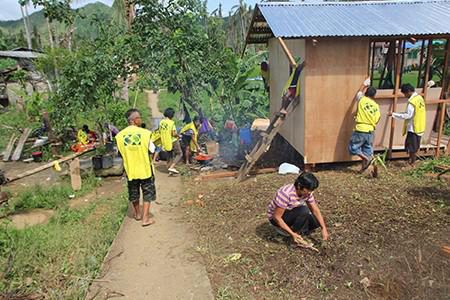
[{"x1": 18, "y1": 0, "x2": 32, "y2": 49}]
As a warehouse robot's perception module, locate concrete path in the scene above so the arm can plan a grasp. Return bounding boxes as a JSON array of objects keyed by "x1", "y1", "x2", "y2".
[{"x1": 86, "y1": 92, "x2": 213, "y2": 300}]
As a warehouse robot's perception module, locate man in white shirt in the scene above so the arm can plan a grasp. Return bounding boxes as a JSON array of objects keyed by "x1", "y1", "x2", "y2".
[{"x1": 389, "y1": 84, "x2": 426, "y2": 165}]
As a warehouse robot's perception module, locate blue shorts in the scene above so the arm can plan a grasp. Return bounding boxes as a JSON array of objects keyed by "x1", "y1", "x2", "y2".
[{"x1": 348, "y1": 131, "x2": 374, "y2": 158}]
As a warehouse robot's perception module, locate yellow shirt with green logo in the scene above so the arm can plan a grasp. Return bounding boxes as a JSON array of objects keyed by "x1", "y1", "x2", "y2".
[
  {"x1": 151, "y1": 129, "x2": 162, "y2": 148},
  {"x1": 77, "y1": 130, "x2": 89, "y2": 145},
  {"x1": 403, "y1": 94, "x2": 426, "y2": 136},
  {"x1": 355, "y1": 96, "x2": 381, "y2": 132},
  {"x1": 180, "y1": 121, "x2": 199, "y2": 151},
  {"x1": 159, "y1": 119, "x2": 176, "y2": 151},
  {"x1": 116, "y1": 126, "x2": 153, "y2": 180}
]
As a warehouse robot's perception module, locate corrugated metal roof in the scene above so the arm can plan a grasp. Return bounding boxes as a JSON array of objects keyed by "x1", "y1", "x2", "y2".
[
  {"x1": 246, "y1": 0, "x2": 450, "y2": 43},
  {"x1": 0, "y1": 51, "x2": 42, "y2": 59}
]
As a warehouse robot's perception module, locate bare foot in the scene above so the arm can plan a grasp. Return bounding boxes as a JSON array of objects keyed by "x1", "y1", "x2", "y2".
[
  {"x1": 142, "y1": 219, "x2": 155, "y2": 227},
  {"x1": 134, "y1": 213, "x2": 142, "y2": 221}
]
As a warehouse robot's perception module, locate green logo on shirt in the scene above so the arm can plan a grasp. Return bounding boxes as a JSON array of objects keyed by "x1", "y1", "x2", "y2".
[{"x1": 124, "y1": 134, "x2": 142, "y2": 146}]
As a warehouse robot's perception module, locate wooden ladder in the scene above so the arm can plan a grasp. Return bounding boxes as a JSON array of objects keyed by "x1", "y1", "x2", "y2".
[{"x1": 236, "y1": 96, "x2": 300, "y2": 182}]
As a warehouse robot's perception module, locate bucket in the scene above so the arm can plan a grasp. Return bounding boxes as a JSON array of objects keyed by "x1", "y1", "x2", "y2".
[
  {"x1": 102, "y1": 154, "x2": 113, "y2": 169},
  {"x1": 92, "y1": 155, "x2": 103, "y2": 170},
  {"x1": 31, "y1": 151, "x2": 43, "y2": 162}
]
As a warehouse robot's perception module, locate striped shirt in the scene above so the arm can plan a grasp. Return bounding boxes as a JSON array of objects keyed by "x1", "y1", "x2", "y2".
[{"x1": 267, "y1": 184, "x2": 315, "y2": 219}]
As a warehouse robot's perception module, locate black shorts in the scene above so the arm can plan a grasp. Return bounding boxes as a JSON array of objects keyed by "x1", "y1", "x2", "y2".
[
  {"x1": 127, "y1": 177, "x2": 156, "y2": 202},
  {"x1": 181, "y1": 135, "x2": 192, "y2": 147},
  {"x1": 405, "y1": 132, "x2": 421, "y2": 154}
]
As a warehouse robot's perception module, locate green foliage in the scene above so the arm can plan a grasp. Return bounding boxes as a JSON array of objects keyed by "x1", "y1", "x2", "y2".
[
  {"x1": 0, "y1": 109, "x2": 36, "y2": 151},
  {"x1": 0, "y1": 193, "x2": 127, "y2": 297},
  {"x1": 7, "y1": 173, "x2": 101, "y2": 213},
  {"x1": 0, "y1": 3, "x2": 113, "y2": 49},
  {"x1": 0, "y1": 58, "x2": 16, "y2": 70},
  {"x1": 133, "y1": 0, "x2": 238, "y2": 114},
  {"x1": 408, "y1": 155, "x2": 450, "y2": 177},
  {"x1": 42, "y1": 24, "x2": 133, "y2": 133},
  {"x1": 158, "y1": 90, "x2": 181, "y2": 113},
  {"x1": 24, "y1": 92, "x2": 49, "y2": 120}
]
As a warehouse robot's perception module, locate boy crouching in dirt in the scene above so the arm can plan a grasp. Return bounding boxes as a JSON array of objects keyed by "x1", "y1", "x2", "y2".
[{"x1": 267, "y1": 172, "x2": 329, "y2": 244}]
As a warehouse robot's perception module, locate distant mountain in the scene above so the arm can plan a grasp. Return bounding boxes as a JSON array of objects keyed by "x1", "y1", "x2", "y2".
[{"x1": 0, "y1": 2, "x2": 112, "y2": 49}]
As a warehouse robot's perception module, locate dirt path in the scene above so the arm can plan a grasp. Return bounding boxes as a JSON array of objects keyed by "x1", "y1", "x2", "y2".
[{"x1": 86, "y1": 93, "x2": 213, "y2": 299}]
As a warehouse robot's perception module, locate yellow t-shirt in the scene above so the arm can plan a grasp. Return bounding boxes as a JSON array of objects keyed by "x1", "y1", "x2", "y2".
[
  {"x1": 77, "y1": 130, "x2": 88, "y2": 145},
  {"x1": 180, "y1": 122, "x2": 199, "y2": 151},
  {"x1": 116, "y1": 126, "x2": 153, "y2": 180},
  {"x1": 151, "y1": 129, "x2": 162, "y2": 148},
  {"x1": 355, "y1": 96, "x2": 381, "y2": 132},
  {"x1": 159, "y1": 118, "x2": 176, "y2": 151}
]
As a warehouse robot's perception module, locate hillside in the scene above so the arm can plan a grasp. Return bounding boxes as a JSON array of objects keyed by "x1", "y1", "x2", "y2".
[{"x1": 0, "y1": 2, "x2": 112, "y2": 48}]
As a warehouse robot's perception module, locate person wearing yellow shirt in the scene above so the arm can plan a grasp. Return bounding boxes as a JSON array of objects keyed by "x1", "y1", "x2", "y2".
[
  {"x1": 180, "y1": 116, "x2": 202, "y2": 165},
  {"x1": 116, "y1": 109, "x2": 156, "y2": 227},
  {"x1": 159, "y1": 107, "x2": 182, "y2": 174},
  {"x1": 348, "y1": 78, "x2": 381, "y2": 172},
  {"x1": 151, "y1": 129, "x2": 162, "y2": 163},
  {"x1": 389, "y1": 83, "x2": 426, "y2": 165}
]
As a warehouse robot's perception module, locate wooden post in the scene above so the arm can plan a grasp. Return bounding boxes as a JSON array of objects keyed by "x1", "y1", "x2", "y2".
[
  {"x1": 436, "y1": 38, "x2": 450, "y2": 158},
  {"x1": 417, "y1": 40, "x2": 426, "y2": 87},
  {"x1": 370, "y1": 41, "x2": 376, "y2": 83},
  {"x1": 388, "y1": 40, "x2": 403, "y2": 159},
  {"x1": 70, "y1": 158, "x2": 82, "y2": 191},
  {"x1": 423, "y1": 39, "x2": 433, "y2": 101},
  {"x1": 278, "y1": 37, "x2": 297, "y2": 67}
]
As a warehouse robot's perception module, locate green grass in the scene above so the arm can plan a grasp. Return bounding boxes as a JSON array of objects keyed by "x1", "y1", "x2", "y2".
[
  {"x1": 0, "y1": 193, "x2": 127, "y2": 298},
  {"x1": 408, "y1": 155, "x2": 450, "y2": 177},
  {"x1": 371, "y1": 70, "x2": 441, "y2": 88},
  {"x1": 1, "y1": 173, "x2": 102, "y2": 217},
  {"x1": 158, "y1": 90, "x2": 181, "y2": 114},
  {"x1": 0, "y1": 109, "x2": 38, "y2": 152},
  {"x1": 0, "y1": 58, "x2": 16, "y2": 70}
]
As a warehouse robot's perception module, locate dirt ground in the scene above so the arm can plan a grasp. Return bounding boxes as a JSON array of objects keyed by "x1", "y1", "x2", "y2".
[{"x1": 183, "y1": 165, "x2": 450, "y2": 299}]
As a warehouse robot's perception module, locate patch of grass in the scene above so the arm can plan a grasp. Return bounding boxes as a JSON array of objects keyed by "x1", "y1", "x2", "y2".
[
  {"x1": 130, "y1": 89, "x2": 151, "y2": 124},
  {"x1": 4, "y1": 172, "x2": 101, "y2": 214},
  {"x1": 0, "y1": 192, "x2": 128, "y2": 298},
  {"x1": 158, "y1": 90, "x2": 180, "y2": 113},
  {"x1": 0, "y1": 108, "x2": 37, "y2": 151},
  {"x1": 408, "y1": 155, "x2": 450, "y2": 177}
]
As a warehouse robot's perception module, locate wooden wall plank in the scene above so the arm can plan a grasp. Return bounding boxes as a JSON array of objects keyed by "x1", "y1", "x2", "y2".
[{"x1": 304, "y1": 37, "x2": 369, "y2": 163}]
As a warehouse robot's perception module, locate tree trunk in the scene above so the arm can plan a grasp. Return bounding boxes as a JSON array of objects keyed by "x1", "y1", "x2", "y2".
[
  {"x1": 20, "y1": 5, "x2": 32, "y2": 49},
  {"x1": 46, "y1": 17, "x2": 54, "y2": 49},
  {"x1": 24, "y1": 4, "x2": 33, "y2": 47}
]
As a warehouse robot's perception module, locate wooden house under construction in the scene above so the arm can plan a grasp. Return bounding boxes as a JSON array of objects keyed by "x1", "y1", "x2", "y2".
[{"x1": 245, "y1": 0, "x2": 450, "y2": 166}]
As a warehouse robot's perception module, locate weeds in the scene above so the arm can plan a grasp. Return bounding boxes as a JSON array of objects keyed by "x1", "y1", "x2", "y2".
[
  {"x1": 408, "y1": 155, "x2": 450, "y2": 177},
  {"x1": 0, "y1": 193, "x2": 127, "y2": 298},
  {"x1": 2, "y1": 172, "x2": 101, "y2": 215}
]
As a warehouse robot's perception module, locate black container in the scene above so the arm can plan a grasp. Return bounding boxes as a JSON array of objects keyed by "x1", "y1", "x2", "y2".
[
  {"x1": 102, "y1": 154, "x2": 113, "y2": 169},
  {"x1": 92, "y1": 155, "x2": 103, "y2": 170},
  {"x1": 105, "y1": 142, "x2": 114, "y2": 153}
]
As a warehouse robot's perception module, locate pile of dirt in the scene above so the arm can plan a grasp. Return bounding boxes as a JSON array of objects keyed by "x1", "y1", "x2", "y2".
[{"x1": 183, "y1": 167, "x2": 450, "y2": 299}]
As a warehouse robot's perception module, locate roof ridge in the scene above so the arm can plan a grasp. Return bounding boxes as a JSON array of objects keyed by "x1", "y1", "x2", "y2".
[{"x1": 258, "y1": 0, "x2": 450, "y2": 7}]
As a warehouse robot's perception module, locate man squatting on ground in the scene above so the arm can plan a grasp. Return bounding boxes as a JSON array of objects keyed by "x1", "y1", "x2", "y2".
[
  {"x1": 267, "y1": 172, "x2": 329, "y2": 243},
  {"x1": 389, "y1": 83, "x2": 426, "y2": 165},
  {"x1": 116, "y1": 109, "x2": 156, "y2": 227},
  {"x1": 348, "y1": 78, "x2": 381, "y2": 172},
  {"x1": 159, "y1": 107, "x2": 183, "y2": 174}
]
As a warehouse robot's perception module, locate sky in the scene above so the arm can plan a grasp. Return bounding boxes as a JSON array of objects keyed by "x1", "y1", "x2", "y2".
[{"x1": 0, "y1": 0, "x2": 260, "y2": 21}]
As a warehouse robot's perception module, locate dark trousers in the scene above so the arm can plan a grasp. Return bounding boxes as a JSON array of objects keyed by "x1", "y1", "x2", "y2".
[{"x1": 271, "y1": 206, "x2": 320, "y2": 234}]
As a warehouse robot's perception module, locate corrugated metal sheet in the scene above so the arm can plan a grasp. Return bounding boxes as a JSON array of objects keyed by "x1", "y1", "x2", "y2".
[
  {"x1": 0, "y1": 51, "x2": 42, "y2": 59},
  {"x1": 247, "y1": 0, "x2": 450, "y2": 43}
]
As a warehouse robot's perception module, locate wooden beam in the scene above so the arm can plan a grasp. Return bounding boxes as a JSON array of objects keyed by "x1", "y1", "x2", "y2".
[
  {"x1": 426, "y1": 99, "x2": 450, "y2": 104},
  {"x1": 11, "y1": 128, "x2": 32, "y2": 161},
  {"x1": 388, "y1": 40, "x2": 403, "y2": 159},
  {"x1": 436, "y1": 39, "x2": 450, "y2": 158},
  {"x1": 369, "y1": 41, "x2": 376, "y2": 83},
  {"x1": 6, "y1": 148, "x2": 95, "y2": 184},
  {"x1": 423, "y1": 39, "x2": 433, "y2": 100},
  {"x1": 417, "y1": 40, "x2": 426, "y2": 87},
  {"x1": 3, "y1": 134, "x2": 17, "y2": 162},
  {"x1": 277, "y1": 37, "x2": 297, "y2": 67}
]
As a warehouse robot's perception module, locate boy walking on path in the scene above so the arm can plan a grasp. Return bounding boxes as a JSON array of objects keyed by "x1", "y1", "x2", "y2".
[
  {"x1": 389, "y1": 83, "x2": 426, "y2": 165},
  {"x1": 116, "y1": 109, "x2": 156, "y2": 227},
  {"x1": 159, "y1": 108, "x2": 183, "y2": 174},
  {"x1": 348, "y1": 78, "x2": 381, "y2": 172}
]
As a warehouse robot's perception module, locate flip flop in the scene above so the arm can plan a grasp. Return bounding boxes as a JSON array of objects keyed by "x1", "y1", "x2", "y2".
[{"x1": 142, "y1": 219, "x2": 155, "y2": 227}]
